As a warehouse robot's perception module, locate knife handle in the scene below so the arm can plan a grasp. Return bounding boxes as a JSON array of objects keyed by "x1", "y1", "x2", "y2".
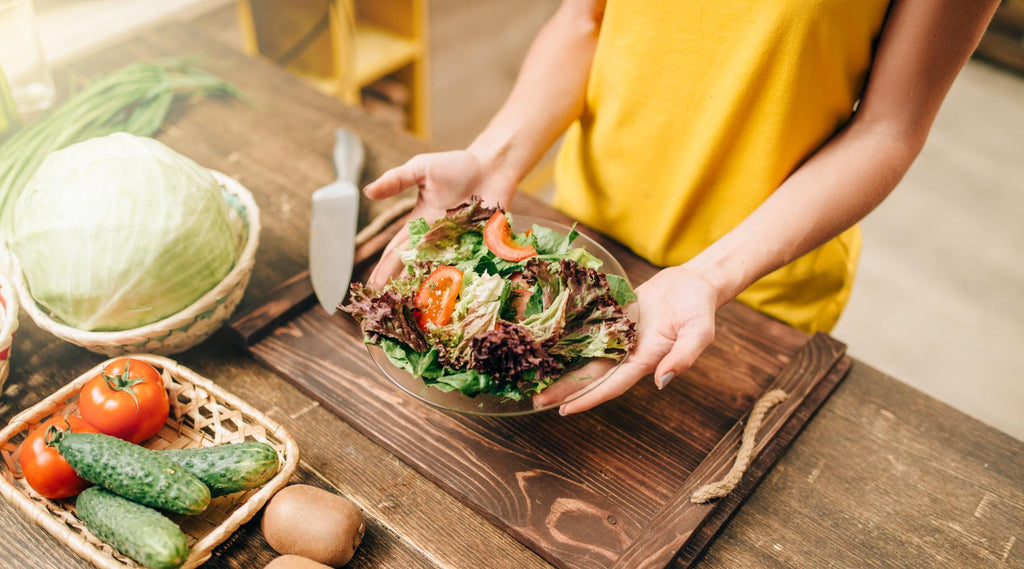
[{"x1": 224, "y1": 212, "x2": 411, "y2": 347}]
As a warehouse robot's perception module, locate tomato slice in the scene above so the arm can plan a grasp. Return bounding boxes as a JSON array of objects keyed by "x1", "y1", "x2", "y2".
[
  {"x1": 483, "y1": 211, "x2": 537, "y2": 262},
  {"x1": 414, "y1": 266, "x2": 464, "y2": 328}
]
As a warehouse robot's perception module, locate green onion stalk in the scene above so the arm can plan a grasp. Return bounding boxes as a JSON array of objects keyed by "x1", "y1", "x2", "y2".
[{"x1": 0, "y1": 57, "x2": 241, "y2": 239}]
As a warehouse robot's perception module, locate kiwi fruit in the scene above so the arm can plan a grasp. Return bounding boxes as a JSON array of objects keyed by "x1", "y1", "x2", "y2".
[{"x1": 262, "y1": 485, "x2": 366, "y2": 567}]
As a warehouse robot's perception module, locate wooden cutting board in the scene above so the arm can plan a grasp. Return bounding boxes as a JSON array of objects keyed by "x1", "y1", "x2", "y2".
[{"x1": 227, "y1": 199, "x2": 850, "y2": 569}]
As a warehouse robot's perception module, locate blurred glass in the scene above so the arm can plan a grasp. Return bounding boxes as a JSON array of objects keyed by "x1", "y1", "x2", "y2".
[{"x1": 0, "y1": 0, "x2": 55, "y2": 113}]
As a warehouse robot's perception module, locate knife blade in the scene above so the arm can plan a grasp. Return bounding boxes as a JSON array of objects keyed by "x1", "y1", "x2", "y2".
[{"x1": 310, "y1": 129, "x2": 364, "y2": 315}]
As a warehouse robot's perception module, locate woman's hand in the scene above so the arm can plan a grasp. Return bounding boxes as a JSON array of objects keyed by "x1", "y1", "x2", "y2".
[
  {"x1": 557, "y1": 265, "x2": 720, "y2": 415},
  {"x1": 363, "y1": 149, "x2": 516, "y2": 288}
]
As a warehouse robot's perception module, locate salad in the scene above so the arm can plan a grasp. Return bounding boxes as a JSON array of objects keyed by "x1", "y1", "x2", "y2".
[{"x1": 343, "y1": 198, "x2": 637, "y2": 401}]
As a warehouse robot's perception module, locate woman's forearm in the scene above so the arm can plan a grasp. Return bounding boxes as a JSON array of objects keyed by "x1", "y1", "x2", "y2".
[
  {"x1": 684, "y1": 121, "x2": 920, "y2": 306},
  {"x1": 685, "y1": 0, "x2": 998, "y2": 308},
  {"x1": 467, "y1": 0, "x2": 604, "y2": 185}
]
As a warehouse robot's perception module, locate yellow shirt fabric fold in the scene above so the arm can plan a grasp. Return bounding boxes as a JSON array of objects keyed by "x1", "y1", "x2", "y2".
[{"x1": 554, "y1": 0, "x2": 890, "y2": 332}]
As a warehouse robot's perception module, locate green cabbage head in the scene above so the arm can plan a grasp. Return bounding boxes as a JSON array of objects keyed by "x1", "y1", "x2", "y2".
[{"x1": 10, "y1": 132, "x2": 237, "y2": 331}]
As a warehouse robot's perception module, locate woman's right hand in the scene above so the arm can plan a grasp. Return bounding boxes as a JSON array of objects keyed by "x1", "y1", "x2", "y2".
[{"x1": 363, "y1": 149, "x2": 516, "y2": 288}]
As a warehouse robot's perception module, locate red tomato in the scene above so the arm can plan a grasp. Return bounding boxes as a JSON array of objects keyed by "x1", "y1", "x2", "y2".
[
  {"x1": 78, "y1": 358, "x2": 169, "y2": 443},
  {"x1": 414, "y1": 266, "x2": 464, "y2": 328},
  {"x1": 19, "y1": 416, "x2": 99, "y2": 499},
  {"x1": 483, "y1": 211, "x2": 537, "y2": 262}
]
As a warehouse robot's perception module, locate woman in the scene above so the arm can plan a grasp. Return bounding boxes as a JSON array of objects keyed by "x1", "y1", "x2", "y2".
[{"x1": 363, "y1": 0, "x2": 998, "y2": 414}]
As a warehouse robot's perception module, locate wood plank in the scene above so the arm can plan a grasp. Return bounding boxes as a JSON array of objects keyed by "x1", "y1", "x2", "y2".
[
  {"x1": 222, "y1": 270, "x2": 318, "y2": 348},
  {"x1": 246, "y1": 302, "x2": 846, "y2": 568},
  {"x1": 241, "y1": 218, "x2": 849, "y2": 568},
  {"x1": 193, "y1": 467, "x2": 438, "y2": 569},
  {"x1": 224, "y1": 212, "x2": 408, "y2": 347},
  {"x1": 675, "y1": 355, "x2": 850, "y2": 568},
  {"x1": 699, "y1": 361, "x2": 1024, "y2": 568},
  {"x1": 614, "y1": 333, "x2": 847, "y2": 568}
]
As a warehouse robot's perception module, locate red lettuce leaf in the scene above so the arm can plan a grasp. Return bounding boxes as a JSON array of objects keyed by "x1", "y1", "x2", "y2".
[
  {"x1": 342, "y1": 283, "x2": 427, "y2": 353},
  {"x1": 470, "y1": 321, "x2": 563, "y2": 384}
]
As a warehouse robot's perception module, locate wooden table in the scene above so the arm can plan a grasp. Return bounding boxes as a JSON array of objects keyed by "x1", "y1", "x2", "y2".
[{"x1": 1, "y1": 23, "x2": 1021, "y2": 569}]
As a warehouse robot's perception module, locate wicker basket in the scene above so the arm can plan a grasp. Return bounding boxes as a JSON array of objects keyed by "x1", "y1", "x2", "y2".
[
  {"x1": 0, "y1": 354, "x2": 299, "y2": 569},
  {"x1": 0, "y1": 269, "x2": 18, "y2": 393},
  {"x1": 11, "y1": 171, "x2": 260, "y2": 356}
]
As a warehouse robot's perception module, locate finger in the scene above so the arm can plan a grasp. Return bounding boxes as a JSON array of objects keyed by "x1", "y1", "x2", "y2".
[
  {"x1": 653, "y1": 325, "x2": 713, "y2": 389},
  {"x1": 532, "y1": 377, "x2": 592, "y2": 409},
  {"x1": 558, "y1": 359, "x2": 651, "y2": 416},
  {"x1": 531, "y1": 358, "x2": 615, "y2": 408},
  {"x1": 364, "y1": 159, "x2": 426, "y2": 200},
  {"x1": 367, "y1": 226, "x2": 410, "y2": 288}
]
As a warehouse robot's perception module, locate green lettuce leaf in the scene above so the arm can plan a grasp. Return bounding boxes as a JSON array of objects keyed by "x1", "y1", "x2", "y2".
[
  {"x1": 551, "y1": 314, "x2": 636, "y2": 359},
  {"x1": 404, "y1": 229, "x2": 487, "y2": 266},
  {"x1": 523, "y1": 283, "x2": 544, "y2": 318},
  {"x1": 407, "y1": 218, "x2": 430, "y2": 247},
  {"x1": 526, "y1": 222, "x2": 603, "y2": 269},
  {"x1": 425, "y1": 369, "x2": 492, "y2": 396},
  {"x1": 520, "y1": 288, "x2": 568, "y2": 345},
  {"x1": 378, "y1": 337, "x2": 443, "y2": 378},
  {"x1": 401, "y1": 198, "x2": 495, "y2": 265},
  {"x1": 452, "y1": 271, "x2": 504, "y2": 321},
  {"x1": 529, "y1": 223, "x2": 578, "y2": 255},
  {"x1": 537, "y1": 248, "x2": 603, "y2": 270},
  {"x1": 606, "y1": 274, "x2": 637, "y2": 306}
]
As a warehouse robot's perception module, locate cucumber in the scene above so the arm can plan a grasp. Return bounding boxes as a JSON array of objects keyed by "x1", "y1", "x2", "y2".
[
  {"x1": 51, "y1": 432, "x2": 210, "y2": 515},
  {"x1": 76, "y1": 487, "x2": 189, "y2": 569},
  {"x1": 160, "y1": 441, "x2": 280, "y2": 497}
]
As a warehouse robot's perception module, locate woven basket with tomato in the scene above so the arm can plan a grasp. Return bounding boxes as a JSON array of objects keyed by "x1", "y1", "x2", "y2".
[{"x1": 0, "y1": 354, "x2": 298, "y2": 569}]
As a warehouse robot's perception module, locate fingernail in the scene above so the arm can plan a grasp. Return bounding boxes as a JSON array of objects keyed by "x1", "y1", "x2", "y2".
[
  {"x1": 559, "y1": 405, "x2": 569, "y2": 416},
  {"x1": 657, "y1": 372, "x2": 675, "y2": 390}
]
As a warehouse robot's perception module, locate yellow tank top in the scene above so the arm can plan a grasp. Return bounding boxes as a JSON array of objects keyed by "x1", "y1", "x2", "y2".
[{"x1": 554, "y1": 0, "x2": 891, "y2": 333}]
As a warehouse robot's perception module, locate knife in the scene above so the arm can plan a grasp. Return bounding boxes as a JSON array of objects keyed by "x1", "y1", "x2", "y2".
[{"x1": 310, "y1": 128, "x2": 364, "y2": 315}]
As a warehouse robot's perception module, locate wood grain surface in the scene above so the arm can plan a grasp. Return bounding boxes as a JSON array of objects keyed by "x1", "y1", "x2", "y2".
[
  {"x1": 224, "y1": 212, "x2": 409, "y2": 347},
  {"x1": 0, "y1": 21, "x2": 1021, "y2": 569},
  {"x1": 246, "y1": 304, "x2": 849, "y2": 568},
  {"x1": 238, "y1": 188, "x2": 851, "y2": 568}
]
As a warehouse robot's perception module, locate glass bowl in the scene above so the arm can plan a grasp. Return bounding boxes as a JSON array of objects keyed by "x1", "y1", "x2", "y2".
[{"x1": 366, "y1": 215, "x2": 639, "y2": 416}]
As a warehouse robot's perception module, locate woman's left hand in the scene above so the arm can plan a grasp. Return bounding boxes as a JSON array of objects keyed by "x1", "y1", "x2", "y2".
[{"x1": 557, "y1": 265, "x2": 720, "y2": 415}]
